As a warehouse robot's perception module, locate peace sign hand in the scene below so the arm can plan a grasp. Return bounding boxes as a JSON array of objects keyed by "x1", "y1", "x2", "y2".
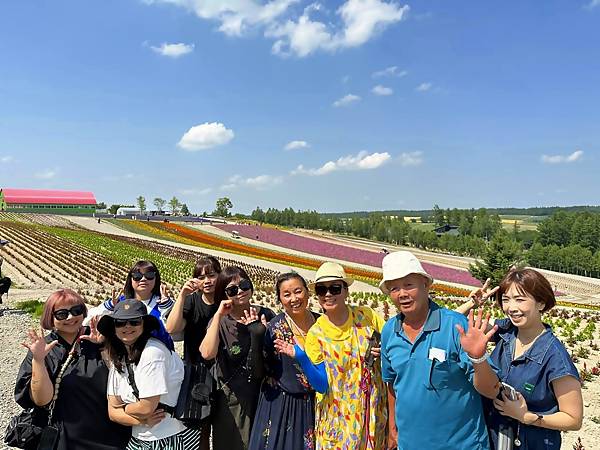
[
  {"x1": 468, "y1": 278, "x2": 500, "y2": 308},
  {"x1": 456, "y1": 309, "x2": 498, "y2": 359},
  {"x1": 159, "y1": 284, "x2": 171, "y2": 303},
  {"x1": 112, "y1": 287, "x2": 124, "y2": 305},
  {"x1": 79, "y1": 315, "x2": 105, "y2": 345}
]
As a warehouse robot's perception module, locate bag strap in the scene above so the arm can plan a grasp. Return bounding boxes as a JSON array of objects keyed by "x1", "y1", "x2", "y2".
[
  {"x1": 46, "y1": 339, "x2": 81, "y2": 425},
  {"x1": 125, "y1": 362, "x2": 140, "y2": 400}
]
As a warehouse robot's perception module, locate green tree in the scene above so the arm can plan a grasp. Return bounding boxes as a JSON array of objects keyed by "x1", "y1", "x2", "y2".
[
  {"x1": 180, "y1": 203, "x2": 190, "y2": 216},
  {"x1": 96, "y1": 202, "x2": 107, "y2": 210},
  {"x1": 153, "y1": 197, "x2": 166, "y2": 213},
  {"x1": 432, "y1": 204, "x2": 446, "y2": 226},
  {"x1": 213, "y1": 197, "x2": 233, "y2": 217},
  {"x1": 469, "y1": 232, "x2": 523, "y2": 286},
  {"x1": 168, "y1": 197, "x2": 181, "y2": 215},
  {"x1": 136, "y1": 196, "x2": 146, "y2": 214}
]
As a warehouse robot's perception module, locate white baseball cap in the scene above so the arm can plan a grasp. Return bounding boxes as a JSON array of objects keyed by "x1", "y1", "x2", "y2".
[{"x1": 379, "y1": 251, "x2": 434, "y2": 294}]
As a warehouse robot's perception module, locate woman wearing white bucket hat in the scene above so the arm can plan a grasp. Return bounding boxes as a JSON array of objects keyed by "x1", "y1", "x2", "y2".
[
  {"x1": 379, "y1": 251, "x2": 498, "y2": 450},
  {"x1": 275, "y1": 261, "x2": 387, "y2": 450}
]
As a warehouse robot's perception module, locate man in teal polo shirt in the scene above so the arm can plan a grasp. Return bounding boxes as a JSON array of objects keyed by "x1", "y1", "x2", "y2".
[{"x1": 380, "y1": 251, "x2": 499, "y2": 450}]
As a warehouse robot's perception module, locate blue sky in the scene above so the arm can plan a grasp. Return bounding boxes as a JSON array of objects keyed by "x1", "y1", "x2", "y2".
[{"x1": 0, "y1": 0, "x2": 599, "y2": 214}]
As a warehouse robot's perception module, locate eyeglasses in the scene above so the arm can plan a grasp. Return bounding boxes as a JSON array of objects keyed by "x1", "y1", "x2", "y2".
[
  {"x1": 314, "y1": 283, "x2": 343, "y2": 296},
  {"x1": 224, "y1": 279, "x2": 253, "y2": 297},
  {"x1": 131, "y1": 271, "x2": 157, "y2": 282},
  {"x1": 114, "y1": 319, "x2": 143, "y2": 328},
  {"x1": 53, "y1": 304, "x2": 86, "y2": 321}
]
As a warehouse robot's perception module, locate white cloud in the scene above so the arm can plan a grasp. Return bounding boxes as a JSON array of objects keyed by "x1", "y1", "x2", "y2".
[
  {"x1": 341, "y1": 75, "x2": 351, "y2": 83},
  {"x1": 372, "y1": 84, "x2": 393, "y2": 96},
  {"x1": 151, "y1": 42, "x2": 195, "y2": 58},
  {"x1": 416, "y1": 82, "x2": 432, "y2": 92},
  {"x1": 585, "y1": 0, "x2": 600, "y2": 9},
  {"x1": 35, "y1": 168, "x2": 58, "y2": 179},
  {"x1": 284, "y1": 140, "x2": 310, "y2": 151},
  {"x1": 333, "y1": 94, "x2": 361, "y2": 107},
  {"x1": 372, "y1": 65, "x2": 407, "y2": 78},
  {"x1": 178, "y1": 122, "x2": 234, "y2": 151},
  {"x1": 0, "y1": 155, "x2": 14, "y2": 163},
  {"x1": 398, "y1": 151, "x2": 424, "y2": 166},
  {"x1": 292, "y1": 150, "x2": 390, "y2": 176},
  {"x1": 102, "y1": 173, "x2": 135, "y2": 182},
  {"x1": 541, "y1": 150, "x2": 583, "y2": 164},
  {"x1": 220, "y1": 174, "x2": 283, "y2": 191},
  {"x1": 178, "y1": 187, "x2": 212, "y2": 195}
]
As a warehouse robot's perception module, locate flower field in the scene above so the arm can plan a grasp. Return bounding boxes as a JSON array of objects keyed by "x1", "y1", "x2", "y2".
[{"x1": 216, "y1": 224, "x2": 481, "y2": 286}]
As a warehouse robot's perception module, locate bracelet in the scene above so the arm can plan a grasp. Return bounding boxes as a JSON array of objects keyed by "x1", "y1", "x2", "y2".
[{"x1": 467, "y1": 352, "x2": 490, "y2": 364}]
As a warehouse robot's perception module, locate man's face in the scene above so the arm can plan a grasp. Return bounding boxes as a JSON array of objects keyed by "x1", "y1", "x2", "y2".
[{"x1": 386, "y1": 273, "x2": 430, "y2": 315}]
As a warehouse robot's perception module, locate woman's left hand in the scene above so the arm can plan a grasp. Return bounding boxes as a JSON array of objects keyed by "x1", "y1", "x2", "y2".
[
  {"x1": 240, "y1": 307, "x2": 267, "y2": 327},
  {"x1": 159, "y1": 284, "x2": 171, "y2": 303},
  {"x1": 370, "y1": 346, "x2": 381, "y2": 359},
  {"x1": 79, "y1": 315, "x2": 104, "y2": 344},
  {"x1": 493, "y1": 391, "x2": 529, "y2": 423}
]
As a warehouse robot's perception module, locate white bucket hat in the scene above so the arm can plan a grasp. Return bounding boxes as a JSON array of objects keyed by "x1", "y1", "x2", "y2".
[
  {"x1": 379, "y1": 251, "x2": 434, "y2": 294},
  {"x1": 308, "y1": 262, "x2": 354, "y2": 291}
]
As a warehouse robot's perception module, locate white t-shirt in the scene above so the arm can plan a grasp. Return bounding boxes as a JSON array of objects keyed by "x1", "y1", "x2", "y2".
[{"x1": 107, "y1": 338, "x2": 186, "y2": 441}]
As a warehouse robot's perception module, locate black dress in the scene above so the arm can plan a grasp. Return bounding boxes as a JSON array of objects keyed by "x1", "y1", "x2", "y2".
[
  {"x1": 248, "y1": 312, "x2": 318, "y2": 450},
  {"x1": 14, "y1": 330, "x2": 131, "y2": 450}
]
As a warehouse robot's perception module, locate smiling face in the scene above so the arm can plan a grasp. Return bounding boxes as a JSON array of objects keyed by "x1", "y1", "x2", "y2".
[
  {"x1": 225, "y1": 276, "x2": 253, "y2": 308},
  {"x1": 279, "y1": 278, "x2": 310, "y2": 318},
  {"x1": 315, "y1": 281, "x2": 348, "y2": 314},
  {"x1": 198, "y1": 267, "x2": 219, "y2": 295},
  {"x1": 52, "y1": 297, "x2": 85, "y2": 336},
  {"x1": 386, "y1": 273, "x2": 430, "y2": 318},
  {"x1": 115, "y1": 319, "x2": 144, "y2": 345},
  {"x1": 501, "y1": 283, "x2": 545, "y2": 329}
]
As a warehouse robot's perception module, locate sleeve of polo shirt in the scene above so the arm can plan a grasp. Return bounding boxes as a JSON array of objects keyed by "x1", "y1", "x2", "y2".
[
  {"x1": 380, "y1": 319, "x2": 395, "y2": 383},
  {"x1": 546, "y1": 340, "x2": 580, "y2": 385},
  {"x1": 304, "y1": 330, "x2": 324, "y2": 365}
]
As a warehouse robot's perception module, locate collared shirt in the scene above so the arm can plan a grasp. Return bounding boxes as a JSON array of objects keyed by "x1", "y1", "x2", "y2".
[
  {"x1": 485, "y1": 318, "x2": 580, "y2": 450},
  {"x1": 381, "y1": 300, "x2": 490, "y2": 450}
]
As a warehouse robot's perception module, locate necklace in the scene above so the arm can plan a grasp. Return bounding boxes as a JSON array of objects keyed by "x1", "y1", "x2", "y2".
[
  {"x1": 515, "y1": 327, "x2": 546, "y2": 359},
  {"x1": 285, "y1": 310, "x2": 315, "y2": 338}
]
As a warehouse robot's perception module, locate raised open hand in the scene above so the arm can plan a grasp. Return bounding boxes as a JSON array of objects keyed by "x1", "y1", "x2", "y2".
[
  {"x1": 79, "y1": 315, "x2": 104, "y2": 344},
  {"x1": 468, "y1": 278, "x2": 500, "y2": 308},
  {"x1": 274, "y1": 338, "x2": 297, "y2": 358},
  {"x1": 21, "y1": 328, "x2": 58, "y2": 362},
  {"x1": 239, "y1": 307, "x2": 260, "y2": 325},
  {"x1": 456, "y1": 309, "x2": 498, "y2": 359}
]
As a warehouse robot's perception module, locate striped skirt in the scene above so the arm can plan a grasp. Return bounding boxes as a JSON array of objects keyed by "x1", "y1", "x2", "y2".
[{"x1": 126, "y1": 427, "x2": 200, "y2": 450}]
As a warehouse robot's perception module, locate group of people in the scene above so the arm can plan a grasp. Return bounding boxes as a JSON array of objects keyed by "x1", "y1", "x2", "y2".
[{"x1": 12, "y1": 251, "x2": 583, "y2": 450}]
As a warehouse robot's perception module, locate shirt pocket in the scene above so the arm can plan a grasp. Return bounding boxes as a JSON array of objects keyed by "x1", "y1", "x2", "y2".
[{"x1": 425, "y1": 359, "x2": 462, "y2": 391}]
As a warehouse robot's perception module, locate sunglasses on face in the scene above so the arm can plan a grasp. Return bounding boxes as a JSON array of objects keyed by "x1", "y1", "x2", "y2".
[
  {"x1": 114, "y1": 318, "x2": 143, "y2": 328},
  {"x1": 224, "y1": 279, "x2": 253, "y2": 297},
  {"x1": 131, "y1": 271, "x2": 157, "y2": 282},
  {"x1": 315, "y1": 283, "x2": 343, "y2": 297},
  {"x1": 53, "y1": 304, "x2": 86, "y2": 321}
]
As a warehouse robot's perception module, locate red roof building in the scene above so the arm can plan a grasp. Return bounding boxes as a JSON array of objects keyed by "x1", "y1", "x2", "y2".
[{"x1": 0, "y1": 188, "x2": 97, "y2": 213}]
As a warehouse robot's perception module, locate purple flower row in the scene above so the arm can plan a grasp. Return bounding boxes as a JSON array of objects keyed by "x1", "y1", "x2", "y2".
[{"x1": 217, "y1": 224, "x2": 480, "y2": 286}]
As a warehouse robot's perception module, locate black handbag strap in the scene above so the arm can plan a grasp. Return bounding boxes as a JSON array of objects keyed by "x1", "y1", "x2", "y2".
[{"x1": 125, "y1": 362, "x2": 140, "y2": 399}]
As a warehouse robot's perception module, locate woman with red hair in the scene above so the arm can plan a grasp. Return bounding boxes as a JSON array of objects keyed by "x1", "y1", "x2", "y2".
[{"x1": 14, "y1": 289, "x2": 130, "y2": 450}]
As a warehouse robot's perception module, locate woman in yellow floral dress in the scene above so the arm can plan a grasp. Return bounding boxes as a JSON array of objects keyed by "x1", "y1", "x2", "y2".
[{"x1": 277, "y1": 262, "x2": 387, "y2": 450}]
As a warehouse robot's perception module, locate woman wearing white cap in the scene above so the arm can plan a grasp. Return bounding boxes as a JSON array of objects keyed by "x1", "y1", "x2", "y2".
[{"x1": 275, "y1": 262, "x2": 387, "y2": 450}]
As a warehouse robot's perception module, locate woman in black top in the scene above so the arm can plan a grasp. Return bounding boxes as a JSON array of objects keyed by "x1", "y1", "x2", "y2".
[
  {"x1": 166, "y1": 256, "x2": 222, "y2": 450},
  {"x1": 200, "y1": 266, "x2": 275, "y2": 450},
  {"x1": 15, "y1": 288, "x2": 130, "y2": 450}
]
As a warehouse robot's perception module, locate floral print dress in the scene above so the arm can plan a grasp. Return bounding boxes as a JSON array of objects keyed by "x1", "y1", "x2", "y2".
[
  {"x1": 304, "y1": 306, "x2": 387, "y2": 450},
  {"x1": 249, "y1": 312, "x2": 319, "y2": 450}
]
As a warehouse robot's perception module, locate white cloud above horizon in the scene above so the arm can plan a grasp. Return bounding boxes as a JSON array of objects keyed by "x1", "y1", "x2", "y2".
[
  {"x1": 541, "y1": 150, "x2": 583, "y2": 164},
  {"x1": 1, "y1": 155, "x2": 14, "y2": 163},
  {"x1": 372, "y1": 66, "x2": 407, "y2": 78},
  {"x1": 150, "y1": 42, "x2": 195, "y2": 58},
  {"x1": 178, "y1": 122, "x2": 234, "y2": 151},
  {"x1": 35, "y1": 168, "x2": 58, "y2": 179},
  {"x1": 333, "y1": 94, "x2": 361, "y2": 107},
  {"x1": 372, "y1": 85, "x2": 393, "y2": 96},
  {"x1": 220, "y1": 174, "x2": 283, "y2": 191},
  {"x1": 178, "y1": 187, "x2": 213, "y2": 196},
  {"x1": 292, "y1": 150, "x2": 391, "y2": 176},
  {"x1": 284, "y1": 140, "x2": 310, "y2": 150},
  {"x1": 398, "y1": 151, "x2": 424, "y2": 166},
  {"x1": 416, "y1": 82, "x2": 432, "y2": 92},
  {"x1": 585, "y1": 0, "x2": 600, "y2": 9},
  {"x1": 144, "y1": 0, "x2": 408, "y2": 58}
]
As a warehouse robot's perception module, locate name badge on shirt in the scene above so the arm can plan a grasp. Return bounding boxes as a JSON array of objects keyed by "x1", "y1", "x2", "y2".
[{"x1": 428, "y1": 347, "x2": 446, "y2": 362}]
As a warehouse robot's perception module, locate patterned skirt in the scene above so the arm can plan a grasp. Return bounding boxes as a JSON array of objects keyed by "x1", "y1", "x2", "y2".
[{"x1": 126, "y1": 427, "x2": 200, "y2": 450}]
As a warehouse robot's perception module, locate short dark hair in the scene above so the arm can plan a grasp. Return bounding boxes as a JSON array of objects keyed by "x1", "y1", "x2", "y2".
[
  {"x1": 497, "y1": 268, "x2": 556, "y2": 312},
  {"x1": 193, "y1": 256, "x2": 222, "y2": 278},
  {"x1": 124, "y1": 260, "x2": 162, "y2": 299},
  {"x1": 275, "y1": 272, "x2": 308, "y2": 303},
  {"x1": 214, "y1": 266, "x2": 253, "y2": 302}
]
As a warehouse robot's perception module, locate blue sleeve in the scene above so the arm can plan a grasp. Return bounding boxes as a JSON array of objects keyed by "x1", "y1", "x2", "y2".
[
  {"x1": 381, "y1": 319, "x2": 395, "y2": 383},
  {"x1": 294, "y1": 345, "x2": 328, "y2": 393},
  {"x1": 546, "y1": 340, "x2": 580, "y2": 384}
]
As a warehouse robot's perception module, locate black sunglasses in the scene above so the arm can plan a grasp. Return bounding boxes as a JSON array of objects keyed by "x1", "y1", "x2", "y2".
[
  {"x1": 131, "y1": 271, "x2": 157, "y2": 282},
  {"x1": 315, "y1": 283, "x2": 344, "y2": 296},
  {"x1": 225, "y1": 279, "x2": 253, "y2": 297},
  {"x1": 114, "y1": 318, "x2": 143, "y2": 328},
  {"x1": 53, "y1": 304, "x2": 86, "y2": 321}
]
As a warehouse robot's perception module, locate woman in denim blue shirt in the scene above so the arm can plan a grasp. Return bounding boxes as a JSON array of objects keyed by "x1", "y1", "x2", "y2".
[{"x1": 460, "y1": 268, "x2": 583, "y2": 450}]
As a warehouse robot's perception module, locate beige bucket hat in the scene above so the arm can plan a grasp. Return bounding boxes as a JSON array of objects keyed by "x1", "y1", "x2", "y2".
[
  {"x1": 308, "y1": 262, "x2": 354, "y2": 291},
  {"x1": 379, "y1": 251, "x2": 434, "y2": 294}
]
